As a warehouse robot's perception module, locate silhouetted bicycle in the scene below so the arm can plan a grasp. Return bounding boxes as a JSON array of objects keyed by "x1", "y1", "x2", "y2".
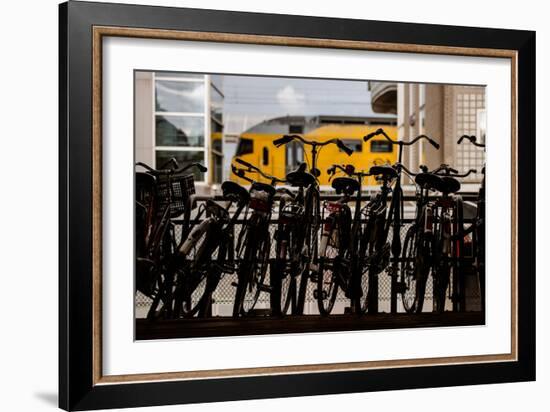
[
  {"x1": 458, "y1": 134, "x2": 486, "y2": 311},
  {"x1": 363, "y1": 129, "x2": 440, "y2": 313},
  {"x1": 271, "y1": 135, "x2": 353, "y2": 315},
  {"x1": 231, "y1": 158, "x2": 286, "y2": 317},
  {"x1": 135, "y1": 159, "x2": 207, "y2": 320},
  {"x1": 316, "y1": 164, "x2": 372, "y2": 315}
]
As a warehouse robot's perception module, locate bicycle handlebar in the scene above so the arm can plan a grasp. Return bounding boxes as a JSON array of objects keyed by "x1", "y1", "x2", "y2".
[
  {"x1": 336, "y1": 139, "x2": 354, "y2": 156},
  {"x1": 234, "y1": 157, "x2": 257, "y2": 171},
  {"x1": 457, "y1": 134, "x2": 485, "y2": 148},
  {"x1": 273, "y1": 135, "x2": 295, "y2": 147},
  {"x1": 159, "y1": 157, "x2": 179, "y2": 171},
  {"x1": 432, "y1": 164, "x2": 459, "y2": 175},
  {"x1": 232, "y1": 159, "x2": 286, "y2": 184},
  {"x1": 364, "y1": 128, "x2": 440, "y2": 150},
  {"x1": 231, "y1": 165, "x2": 252, "y2": 183},
  {"x1": 452, "y1": 169, "x2": 478, "y2": 178},
  {"x1": 136, "y1": 160, "x2": 207, "y2": 176},
  {"x1": 273, "y1": 134, "x2": 354, "y2": 156},
  {"x1": 432, "y1": 163, "x2": 477, "y2": 178},
  {"x1": 327, "y1": 164, "x2": 352, "y2": 177},
  {"x1": 327, "y1": 164, "x2": 372, "y2": 182}
]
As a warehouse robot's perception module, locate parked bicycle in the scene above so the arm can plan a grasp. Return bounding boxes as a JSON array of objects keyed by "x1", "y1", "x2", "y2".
[
  {"x1": 135, "y1": 159, "x2": 206, "y2": 320},
  {"x1": 171, "y1": 175, "x2": 250, "y2": 318},
  {"x1": 316, "y1": 164, "x2": 371, "y2": 315},
  {"x1": 363, "y1": 129, "x2": 440, "y2": 313},
  {"x1": 231, "y1": 158, "x2": 286, "y2": 317},
  {"x1": 458, "y1": 134, "x2": 486, "y2": 311},
  {"x1": 271, "y1": 135, "x2": 353, "y2": 315},
  {"x1": 400, "y1": 164, "x2": 476, "y2": 313},
  {"x1": 135, "y1": 133, "x2": 485, "y2": 319}
]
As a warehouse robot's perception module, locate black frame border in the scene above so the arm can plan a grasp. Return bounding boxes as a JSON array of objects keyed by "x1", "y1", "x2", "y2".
[{"x1": 59, "y1": 1, "x2": 535, "y2": 410}]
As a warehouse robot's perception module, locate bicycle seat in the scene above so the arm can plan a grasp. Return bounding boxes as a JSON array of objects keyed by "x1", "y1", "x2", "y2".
[
  {"x1": 369, "y1": 165, "x2": 397, "y2": 180},
  {"x1": 251, "y1": 181, "x2": 276, "y2": 197},
  {"x1": 221, "y1": 181, "x2": 250, "y2": 203},
  {"x1": 415, "y1": 172, "x2": 445, "y2": 192},
  {"x1": 285, "y1": 170, "x2": 316, "y2": 188},
  {"x1": 332, "y1": 177, "x2": 360, "y2": 195},
  {"x1": 440, "y1": 176, "x2": 461, "y2": 194}
]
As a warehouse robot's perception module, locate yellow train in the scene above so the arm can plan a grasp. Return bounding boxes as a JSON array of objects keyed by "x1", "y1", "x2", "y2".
[{"x1": 231, "y1": 115, "x2": 398, "y2": 187}]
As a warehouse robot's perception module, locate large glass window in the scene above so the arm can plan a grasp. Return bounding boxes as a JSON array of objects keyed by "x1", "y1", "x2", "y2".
[
  {"x1": 455, "y1": 88, "x2": 486, "y2": 181},
  {"x1": 155, "y1": 80, "x2": 205, "y2": 113},
  {"x1": 236, "y1": 138, "x2": 253, "y2": 156},
  {"x1": 211, "y1": 138, "x2": 223, "y2": 184},
  {"x1": 340, "y1": 139, "x2": 362, "y2": 152},
  {"x1": 210, "y1": 85, "x2": 223, "y2": 124},
  {"x1": 156, "y1": 115, "x2": 204, "y2": 147},
  {"x1": 370, "y1": 140, "x2": 393, "y2": 153},
  {"x1": 153, "y1": 71, "x2": 204, "y2": 79},
  {"x1": 154, "y1": 72, "x2": 206, "y2": 182}
]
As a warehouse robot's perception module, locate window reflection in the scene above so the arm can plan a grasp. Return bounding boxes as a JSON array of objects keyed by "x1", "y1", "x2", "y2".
[
  {"x1": 155, "y1": 80, "x2": 205, "y2": 113},
  {"x1": 210, "y1": 85, "x2": 223, "y2": 123},
  {"x1": 155, "y1": 116, "x2": 204, "y2": 147}
]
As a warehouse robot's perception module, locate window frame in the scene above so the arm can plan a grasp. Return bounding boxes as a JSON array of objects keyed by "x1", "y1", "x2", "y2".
[{"x1": 153, "y1": 72, "x2": 210, "y2": 184}]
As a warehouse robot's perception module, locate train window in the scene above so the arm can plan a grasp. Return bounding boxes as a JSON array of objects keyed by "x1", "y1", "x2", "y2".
[
  {"x1": 289, "y1": 125, "x2": 303, "y2": 134},
  {"x1": 236, "y1": 138, "x2": 253, "y2": 156},
  {"x1": 371, "y1": 140, "x2": 393, "y2": 153},
  {"x1": 340, "y1": 139, "x2": 362, "y2": 152},
  {"x1": 262, "y1": 147, "x2": 269, "y2": 166}
]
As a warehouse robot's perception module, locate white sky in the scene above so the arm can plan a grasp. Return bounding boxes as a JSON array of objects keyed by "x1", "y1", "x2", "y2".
[{"x1": 221, "y1": 75, "x2": 390, "y2": 134}]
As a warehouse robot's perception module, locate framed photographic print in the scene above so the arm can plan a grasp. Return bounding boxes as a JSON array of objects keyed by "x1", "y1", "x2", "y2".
[{"x1": 59, "y1": 1, "x2": 536, "y2": 410}]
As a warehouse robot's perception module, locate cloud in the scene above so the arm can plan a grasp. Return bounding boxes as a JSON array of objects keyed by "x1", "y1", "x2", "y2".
[{"x1": 276, "y1": 85, "x2": 305, "y2": 112}]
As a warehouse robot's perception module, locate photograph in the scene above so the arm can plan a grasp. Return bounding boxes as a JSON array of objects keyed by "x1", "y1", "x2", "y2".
[
  {"x1": 55, "y1": 2, "x2": 536, "y2": 409},
  {"x1": 134, "y1": 71, "x2": 487, "y2": 339}
]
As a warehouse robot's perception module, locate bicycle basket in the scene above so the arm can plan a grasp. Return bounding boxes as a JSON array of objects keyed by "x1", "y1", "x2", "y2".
[{"x1": 156, "y1": 173, "x2": 196, "y2": 218}]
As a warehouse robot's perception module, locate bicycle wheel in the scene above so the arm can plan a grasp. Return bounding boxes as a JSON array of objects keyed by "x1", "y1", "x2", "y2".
[
  {"x1": 317, "y1": 215, "x2": 340, "y2": 316},
  {"x1": 244, "y1": 235, "x2": 270, "y2": 313},
  {"x1": 271, "y1": 225, "x2": 297, "y2": 316},
  {"x1": 433, "y1": 216, "x2": 451, "y2": 313},
  {"x1": 353, "y1": 219, "x2": 375, "y2": 314},
  {"x1": 233, "y1": 223, "x2": 271, "y2": 317},
  {"x1": 174, "y1": 226, "x2": 212, "y2": 318},
  {"x1": 353, "y1": 258, "x2": 370, "y2": 314},
  {"x1": 296, "y1": 189, "x2": 320, "y2": 315},
  {"x1": 400, "y1": 225, "x2": 424, "y2": 313},
  {"x1": 452, "y1": 196, "x2": 465, "y2": 312},
  {"x1": 401, "y1": 225, "x2": 417, "y2": 312}
]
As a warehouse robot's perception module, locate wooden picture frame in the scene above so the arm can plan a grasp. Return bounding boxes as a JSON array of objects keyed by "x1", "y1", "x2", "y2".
[{"x1": 59, "y1": 1, "x2": 535, "y2": 410}]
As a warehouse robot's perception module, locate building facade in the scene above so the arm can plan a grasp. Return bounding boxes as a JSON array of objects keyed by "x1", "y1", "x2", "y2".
[
  {"x1": 135, "y1": 71, "x2": 224, "y2": 193},
  {"x1": 370, "y1": 81, "x2": 486, "y2": 185}
]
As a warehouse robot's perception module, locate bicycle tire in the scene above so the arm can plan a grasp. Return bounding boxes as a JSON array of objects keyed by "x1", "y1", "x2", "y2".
[
  {"x1": 400, "y1": 224, "x2": 430, "y2": 313},
  {"x1": 433, "y1": 215, "x2": 451, "y2": 313},
  {"x1": 271, "y1": 225, "x2": 297, "y2": 316},
  {"x1": 317, "y1": 214, "x2": 340, "y2": 316},
  {"x1": 295, "y1": 189, "x2": 320, "y2": 315},
  {"x1": 233, "y1": 217, "x2": 270, "y2": 317},
  {"x1": 353, "y1": 221, "x2": 372, "y2": 315},
  {"x1": 173, "y1": 225, "x2": 213, "y2": 318},
  {"x1": 244, "y1": 236, "x2": 270, "y2": 314}
]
